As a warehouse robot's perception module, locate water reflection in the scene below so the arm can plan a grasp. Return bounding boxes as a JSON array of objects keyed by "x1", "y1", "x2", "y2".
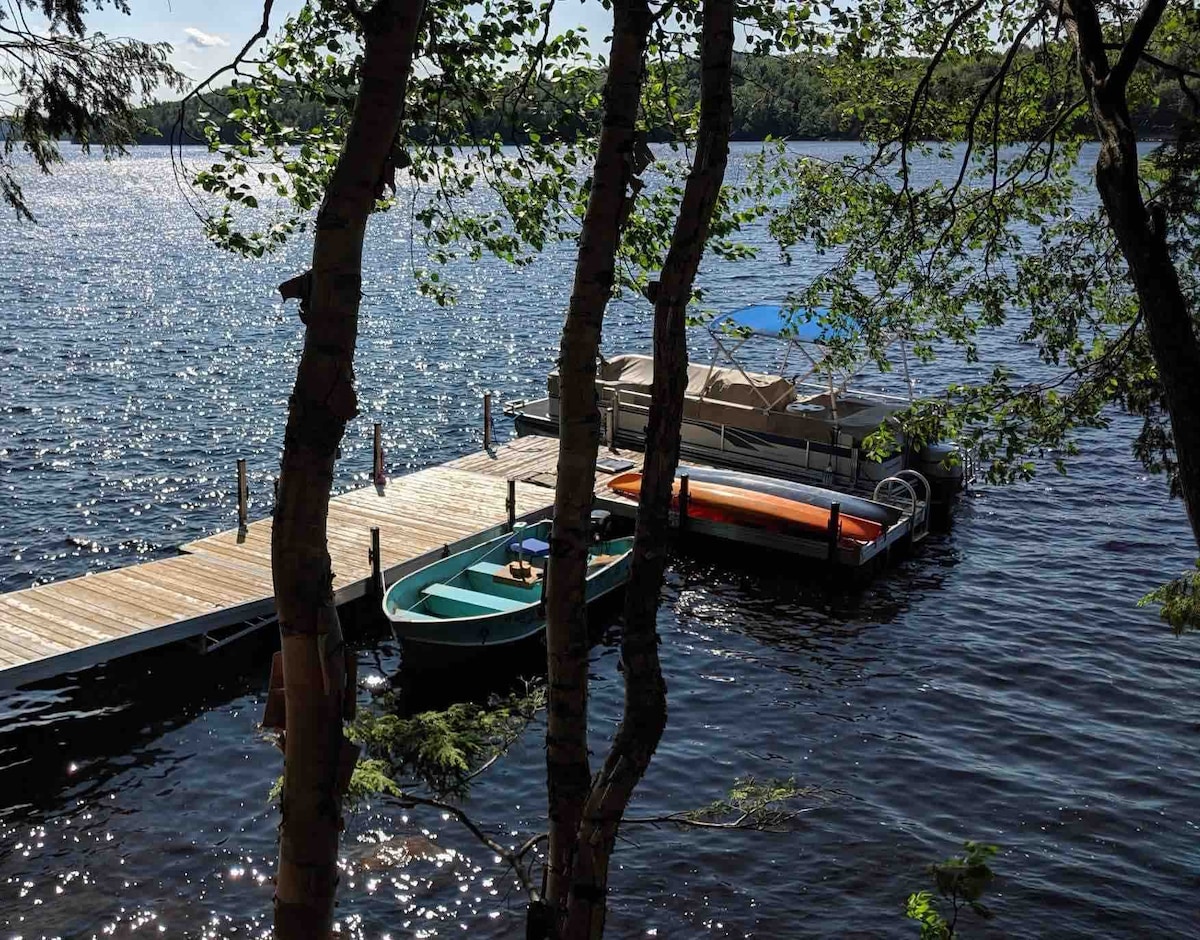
[
  {"x1": 0, "y1": 635, "x2": 276, "y2": 816},
  {"x1": 2, "y1": 146, "x2": 1199, "y2": 937},
  {"x1": 667, "y1": 530, "x2": 959, "y2": 673}
]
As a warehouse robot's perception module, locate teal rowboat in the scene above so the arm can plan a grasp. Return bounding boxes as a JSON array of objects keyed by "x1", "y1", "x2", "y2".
[{"x1": 382, "y1": 520, "x2": 634, "y2": 652}]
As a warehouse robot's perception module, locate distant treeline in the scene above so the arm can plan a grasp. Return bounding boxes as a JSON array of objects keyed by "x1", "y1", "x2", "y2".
[{"x1": 139, "y1": 53, "x2": 1189, "y2": 146}]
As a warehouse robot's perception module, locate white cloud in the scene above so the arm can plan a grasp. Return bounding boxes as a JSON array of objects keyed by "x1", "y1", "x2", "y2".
[
  {"x1": 184, "y1": 27, "x2": 229, "y2": 49},
  {"x1": 176, "y1": 60, "x2": 199, "y2": 72}
]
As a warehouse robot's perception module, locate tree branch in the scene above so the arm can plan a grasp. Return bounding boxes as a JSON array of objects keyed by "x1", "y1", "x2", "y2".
[
  {"x1": 621, "y1": 807, "x2": 817, "y2": 831},
  {"x1": 177, "y1": 0, "x2": 275, "y2": 123},
  {"x1": 1177, "y1": 72, "x2": 1200, "y2": 111},
  {"x1": 944, "y1": 9, "x2": 1045, "y2": 208},
  {"x1": 168, "y1": 0, "x2": 276, "y2": 223},
  {"x1": 1108, "y1": 0, "x2": 1167, "y2": 92},
  {"x1": 898, "y1": 0, "x2": 988, "y2": 198},
  {"x1": 395, "y1": 791, "x2": 541, "y2": 900},
  {"x1": 1139, "y1": 49, "x2": 1200, "y2": 83}
]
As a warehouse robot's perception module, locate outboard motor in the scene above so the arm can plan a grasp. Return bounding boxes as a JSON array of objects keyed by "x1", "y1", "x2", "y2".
[
  {"x1": 915, "y1": 442, "x2": 964, "y2": 486},
  {"x1": 914, "y1": 441, "x2": 967, "y2": 528},
  {"x1": 590, "y1": 509, "x2": 612, "y2": 543}
]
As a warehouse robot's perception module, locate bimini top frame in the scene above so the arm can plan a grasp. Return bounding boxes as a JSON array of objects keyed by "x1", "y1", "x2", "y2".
[{"x1": 703, "y1": 303, "x2": 915, "y2": 416}]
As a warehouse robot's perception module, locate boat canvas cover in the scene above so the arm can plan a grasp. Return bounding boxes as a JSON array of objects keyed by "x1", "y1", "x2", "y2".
[{"x1": 592, "y1": 354, "x2": 797, "y2": 409}]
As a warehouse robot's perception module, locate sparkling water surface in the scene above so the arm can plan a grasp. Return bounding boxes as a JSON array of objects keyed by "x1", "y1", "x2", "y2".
[{"x1": 1, "y1": 145, "x2": 1198, "y2": 938}]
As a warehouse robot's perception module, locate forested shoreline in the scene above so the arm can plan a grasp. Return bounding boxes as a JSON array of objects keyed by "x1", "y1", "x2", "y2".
[{"x1": 139, "y1": 51, "x2": 1189, "y2": 145}]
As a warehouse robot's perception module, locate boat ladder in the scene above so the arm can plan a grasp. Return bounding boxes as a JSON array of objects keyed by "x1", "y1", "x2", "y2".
[
  {"x1": 959, "y1": 440, "x2": 979, "y2": 490},
  {"x1": 873, "y1": 469, "x2": 932, "y2": 542}
]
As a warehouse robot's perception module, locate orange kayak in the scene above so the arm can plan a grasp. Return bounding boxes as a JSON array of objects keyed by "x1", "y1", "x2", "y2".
[{"x1": 608, "y1": 472, "x2": 884, "y2": 542}]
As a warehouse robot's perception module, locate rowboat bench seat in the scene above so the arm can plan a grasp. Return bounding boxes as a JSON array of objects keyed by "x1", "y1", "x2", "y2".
[
  {"x1": 421, "y1": 582, "x2": 527, "y2": 616},
  {"x1": 467, "y1": 562, "x2": 509, "y2": 578},
  {"x1": 392, "y1": 608, "x2": 440, "y2": 622}
]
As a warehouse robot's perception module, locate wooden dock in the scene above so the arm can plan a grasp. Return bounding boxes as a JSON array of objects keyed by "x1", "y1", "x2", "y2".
[
  {"x1": 0, "y1": 432, "x2": 927, "y2": 691},
  {"x1": 0, "y1": 436, "x2": 602, "y2": 691}
]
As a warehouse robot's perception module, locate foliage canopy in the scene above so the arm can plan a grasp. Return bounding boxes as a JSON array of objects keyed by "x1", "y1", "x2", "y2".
[
  {"x1": 1, "y1": 0, "x2": 183, "y2": 219},
  {"x1": 755, "y1": 1, "x2": 1197, "y2": 497}
]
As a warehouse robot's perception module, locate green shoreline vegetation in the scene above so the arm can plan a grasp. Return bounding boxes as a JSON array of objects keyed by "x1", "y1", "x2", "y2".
[{"x1": 138, "y1": 51, "x2": 1190, "y2": 146}]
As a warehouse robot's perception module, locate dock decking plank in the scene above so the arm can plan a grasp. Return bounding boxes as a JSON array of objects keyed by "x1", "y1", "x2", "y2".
[
  {"x1": 0, "y1": 623, "x2": 71, "y2": 658},
  {"x1": 2, "y1": 589, "x2": 139, "y2": 641},
  {"x1": 60, "y1": 576, "x2": 201, "y2": 623},
  {"x1": 0, "y1": 441, "x2": 567, "y2": 688},
  {"x1": 41, "y1": 588, "x2": 173, "y2": 634},
  {"x1": 0, "y1": 600, "x2": 115, "y2": 652},
  {"x1": 117, "y1": 569, "x2": 254, "y2": 610},
  {"x1": 147, "y1": 554, "x2": 276, "y2": 594},
  {"x1": 0, "y1": 622, "x2": 65, "y2": 661}
]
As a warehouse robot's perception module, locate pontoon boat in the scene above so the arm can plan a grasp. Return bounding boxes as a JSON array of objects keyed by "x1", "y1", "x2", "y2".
[{"x1": 506, "y1": 304, "x2": 972, "y2": 511}]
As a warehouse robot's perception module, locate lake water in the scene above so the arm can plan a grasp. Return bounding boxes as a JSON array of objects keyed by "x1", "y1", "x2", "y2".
[{"x1": 1, "y1": 144, "x2": 1198, "y2": 938}]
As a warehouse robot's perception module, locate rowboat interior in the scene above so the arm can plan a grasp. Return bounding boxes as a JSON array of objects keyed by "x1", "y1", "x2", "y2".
[{"x1": 384, "y1": 520, "x2": 633, "y2": 626}]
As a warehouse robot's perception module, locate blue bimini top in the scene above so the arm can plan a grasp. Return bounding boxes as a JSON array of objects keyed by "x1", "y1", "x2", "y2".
[{"x1": 707, "y1": 304, "x2": 858, "y2": 343}]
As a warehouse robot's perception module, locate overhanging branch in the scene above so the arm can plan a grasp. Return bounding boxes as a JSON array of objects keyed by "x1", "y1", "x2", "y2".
[
  {"x1": 1138, "y1": 49, "x2": 1200, "y2": 83},
  {"x1": 1108, "y1": 0, "x2": 1168, "y2": 92},
  {"x1": 176, "y1": 0, "x2": 276, "y2": 127},
  {"x1": 898, "y1": 0, "x2": 988, "y2": 197},
  {"x1": 168, "y1": 0, "x2": 276, "y2": 221}
]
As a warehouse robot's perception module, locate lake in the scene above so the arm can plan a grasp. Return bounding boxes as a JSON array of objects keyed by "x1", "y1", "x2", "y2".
[{"x1": 0, "y1": 143, "x2": 1198, "y2": 938}]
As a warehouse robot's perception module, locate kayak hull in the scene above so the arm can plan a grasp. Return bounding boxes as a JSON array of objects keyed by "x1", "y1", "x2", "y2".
[
  {"x1": 608, "y1": 472, "x2": 885, "y2": 542},
  {"x1": 676, "y1": 465, "x2": 900, "y2": 527}
]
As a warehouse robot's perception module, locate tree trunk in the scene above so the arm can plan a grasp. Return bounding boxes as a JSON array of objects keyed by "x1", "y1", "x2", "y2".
[
  {"x1": 272, "y1": 3, "x2": 424, "y2": 937},
  {"x1": 1063, "y1": 0, "x2": 1200, "y2": 550},
  {"x1": 560, "y1": 0, "x2": 736, "y2": 936},
  {"x1": 540, "y1": 0, "x2": 654, "y2": 925}
]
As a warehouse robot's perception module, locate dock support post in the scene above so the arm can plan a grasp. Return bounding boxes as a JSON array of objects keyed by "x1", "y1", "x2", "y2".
[
  {"x1": 483, "y1": 392, "x2": 493, "y2": 451},
  {"x1": 610, "y1": 391, "x2": 621, "y2": 453},
  {"x1": 373, "y1": 421, "x2": 386, "y2": 486},
  {"x1": 678, "y1": 473, "x2": 690, "y2": 531},
  {"x1": 506, "y1": 478, "x2": 517, "y2": 530},
  {"x1": 237, "y1": 458, "x2": 248, "y2": 530},
  {"x1": 369, "y1": 526, "x2": 383, "y2": 601},
  {"x1": 827, "y1": 501, "x2": 841, "y2": 562}
]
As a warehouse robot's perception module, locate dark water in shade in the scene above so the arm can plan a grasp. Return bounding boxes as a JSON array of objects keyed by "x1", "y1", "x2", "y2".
[{"x1": 1, "y1": 145, "x2": 1199, "y2": 938}]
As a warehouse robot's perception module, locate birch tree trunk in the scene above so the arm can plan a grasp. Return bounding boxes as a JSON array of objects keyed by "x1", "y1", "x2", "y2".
[
  {"x1": 541, "y1": 0, "x2": 653, "y2": 924},
  {"x1": 272, "y1": 2, "x2": 425, "y2": 936},
  {"x1": 1063, "y1": 0, "x2": 1200, "y2": 550},
  {"x1": 561, "y1": 0, "x2": 736, "y2": 936}
]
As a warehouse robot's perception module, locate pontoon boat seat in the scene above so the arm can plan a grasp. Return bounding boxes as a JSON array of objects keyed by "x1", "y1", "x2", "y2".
[
  {"x1": 546, "y1": 353, "x2": 901, "y2": 450},
  {"x1": 548, "y1": 354, "x2": 797, "y2": 411}
]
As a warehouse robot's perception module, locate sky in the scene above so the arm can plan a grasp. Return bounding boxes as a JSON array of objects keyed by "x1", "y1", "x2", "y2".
[{"x1": 84, "y1": 1, "x2": 611, "y2": 91}]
